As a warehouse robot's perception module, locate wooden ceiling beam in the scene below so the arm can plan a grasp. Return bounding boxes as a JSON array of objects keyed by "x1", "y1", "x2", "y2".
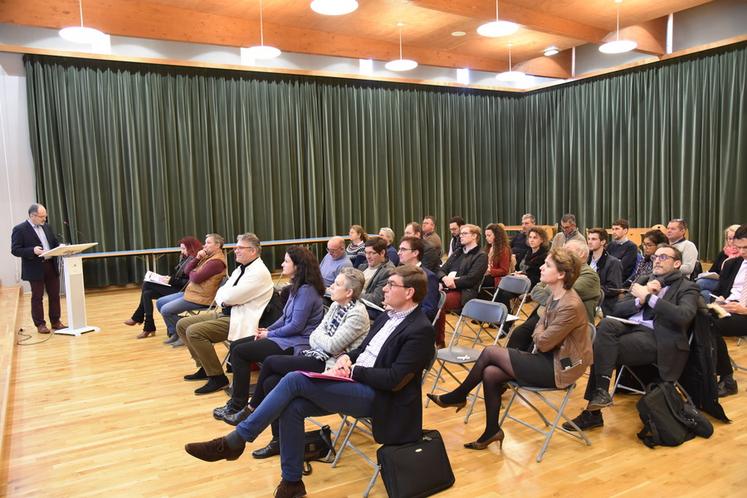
[
  {"x1": 610, "y1": 16, "x2": 668, "y2": 55},
  {"x1": 514, "y1": 49, "x2": 572, "y2": 79},
  {"x1": 0, "y1": 0, "x2": 510, "y2": 72},
  {"x1": 410, "y1": 0, "x2": 608, "y2": 43}
]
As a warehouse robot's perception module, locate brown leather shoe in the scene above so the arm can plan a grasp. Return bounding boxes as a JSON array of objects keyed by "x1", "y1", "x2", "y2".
[
  {"x1": 123, "y1": 319, "x2": 140, "y2": 326},
  {"x1": 51, "y1": 321, "x2": 66, "y2": 330},
  {"x1": 37, "y1": 324, "x2": 51, "y2": 334},
  {"x1": 184, "y1": 437, "x2": 245, "y2": 462},
  {"x1": 274, "y1": 479, "x2": 306, "y2": 498}
]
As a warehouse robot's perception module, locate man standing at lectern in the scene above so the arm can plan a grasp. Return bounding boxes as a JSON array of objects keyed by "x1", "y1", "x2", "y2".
[{"x1": 11, "y1": 204, "x2": 65, "y2": 334}]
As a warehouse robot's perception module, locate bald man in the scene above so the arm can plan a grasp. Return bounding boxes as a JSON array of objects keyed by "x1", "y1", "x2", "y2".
[{"x1": 320, "y1": 236, "x2": 353, "y2": 288}]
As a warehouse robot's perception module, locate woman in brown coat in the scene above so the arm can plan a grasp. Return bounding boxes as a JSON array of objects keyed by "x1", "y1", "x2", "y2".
[{"x1": 428, "y1": 247, "x2": 592, "y2": 450}]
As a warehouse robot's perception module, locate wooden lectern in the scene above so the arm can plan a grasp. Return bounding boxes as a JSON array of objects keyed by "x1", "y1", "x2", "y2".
[{"x1": 41, "y1": 243, "x2": 99, "y2": 336}]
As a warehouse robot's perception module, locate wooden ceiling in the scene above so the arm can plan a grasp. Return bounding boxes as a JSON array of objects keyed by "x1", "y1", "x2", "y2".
[{"x1": 0, "y1": 0, "x2": 715, "y2": 77}]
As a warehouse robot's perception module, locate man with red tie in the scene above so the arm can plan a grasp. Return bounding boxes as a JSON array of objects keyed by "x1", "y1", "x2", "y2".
[{"x1": 11, "y1": 204, "x2": 65, "y2": 334}]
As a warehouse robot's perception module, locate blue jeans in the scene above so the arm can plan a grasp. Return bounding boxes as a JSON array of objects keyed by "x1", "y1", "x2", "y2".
[
  {"x1": 155, "y1": 292, "x2": 206, "y2": 336},
  {"x1": 235, "y1": 371, "x2": 375, "y2": 482},
  {"x1": 696, "y1": 278, "x2": 719, "y2": 304}
]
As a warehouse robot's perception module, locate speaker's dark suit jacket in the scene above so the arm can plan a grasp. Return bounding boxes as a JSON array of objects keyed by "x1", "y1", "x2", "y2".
[{"x1": 11, "y1": 221, "x2": 60, "y2": 281}]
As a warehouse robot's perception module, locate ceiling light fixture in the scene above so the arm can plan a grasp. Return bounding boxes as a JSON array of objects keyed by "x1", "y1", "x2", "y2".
[
  {"x1": 496, "y1": 43, "x2": 525, "y2": 82},
  {"x1": 59, "y1": 0, "x2": 108, "y2": 44},
  {"x1": 451, "y1": 31, "x2": 466, "y2": 37},
  {"x1": 599, "y1": 0, "x2": 637, "y2": 54},
  {"x1": 245, "y1": 0, "x2": 281, "y2": 59},
  {"x1": 385, "y1": 23, "x2": 418, "y2": 72},
  {"x1": 310, "y1": 0, "x2": 358, "y2": 16},
  {"x1": 477, "y1": 0, "x2": 519, "y2": 38},
  {"x1": 543, "y1": 46, "x2": 559, "y2": 57}
]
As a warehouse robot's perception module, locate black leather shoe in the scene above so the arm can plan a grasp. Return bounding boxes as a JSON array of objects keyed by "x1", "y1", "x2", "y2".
[
  {"x1": 273, "y1": 478, "x2": 306, "y2": 498},
  {"x1": 718, "y1": 377, "x2": 738, "y2": 397},
  {"x1": 185, "y1": 436, "x2": 245, "y2": 462},
  {"x1": 587, "y1": 388, "x2": 613, "y2": 411},
  {"x1": 213, "y1": 403, "x2": 238, "y2": 421},
  {"x1": 184, "y1": 367, "x2": 207, "y2": 381},
  {"x1": 223, "y1": 406, "x2": 254, "y2": 426},
  {"x1": 195, "y1": 375, "x2": 229, "y2": 395},
  {"x1": 252, "y1": 437, "x2": 280, "y2": 459},
  {"x1": 562, "y1": 410, "x2": 604, "y2": 432}
]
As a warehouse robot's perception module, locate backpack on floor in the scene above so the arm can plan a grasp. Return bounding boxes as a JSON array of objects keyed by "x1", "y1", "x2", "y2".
[
  {"x1": 636, "y1": 382, "x2": 713, "y2": 448},
  {"x1": 302, "y1": 425, "x2": 335, "y2": 475}
]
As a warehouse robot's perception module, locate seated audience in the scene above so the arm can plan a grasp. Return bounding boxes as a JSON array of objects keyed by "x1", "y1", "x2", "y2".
[
  {"x1": 624, "y1": 229, "x2": 667, "y2": 287},
  {"x1": 422, "y1": 215, "x2": 442, "y2": 251},
  {"x1": 124, "y1": 235, "x2": 202, "y2": 339},
  {"x1": 511, "y1": 213, "x2": 535, "y2": 267},
  {"x1": 378, "y1": 227, "x2": 400, "y2": 266},
  {"x1": 358, "y1": 237, "x2": 396, "y2": 318},
  {"x1": 508, "y1": 239, "x2": 600, "y2": 352},
  {"x1": 482, "y1": 223, "x2": 511, "y2": 292},
  {"x1": 565, "y1": 244, "x2": 699, "y2": 430},
  {"x1": 215, "y1": 246, "x2": 325, "y2": 402},
  {"x1": 398, "y1": 236, "x2": 440, "y2": 321},
  {"x1": 157, "y1": 233, "x2": 227, "y2": 346},
  {"x1": 176, "y1": 233, "x2": 274, "y2": 394},
  {"x1": 494, "y1": 227, "x2": 549, "y2": 316},
  {"x1": 587, "y1": 228, "x2": 623, "y2": 316},
  {"x1": 346, "y1": 224, "x2": 367, "y2": 263},
  {"x1": 428, "y1": 248, "x2": 591, "y2": 450},
  {"x1": 551, "y1": 213, "x2": 586, "y2": 250},
  {"x1": 185, "y1": 266, "x2": 435, "y2": 498},
  {"x1": 434, "y1": 224, "x2": 489, "y2": 347},
  {"x1": 709, "y1": 224, "x2": 747, "y2": 397},
  {"x1": 447, "y1": 216, "x2": 466, "y2": 257},
  {"x1": 666, "y1": 218, "x2": 699, "y2": 276},
  {"x1": 214, "y1": 268, "x2": 369, "y2": 446},
  {"x1": 319, "y1": 236, "x2": 352, "y2": 288},
  {"x1": 403, "y1": 221, "x2": 441, "y2": 272},
  {"x1": 608, "y1": 218, "x2": 639, "y2": 280}
]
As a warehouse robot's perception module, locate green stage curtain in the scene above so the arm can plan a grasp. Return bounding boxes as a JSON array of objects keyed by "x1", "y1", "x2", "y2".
[{"x1": 24, "y1": 44, "x2": 747, "y2": 286}]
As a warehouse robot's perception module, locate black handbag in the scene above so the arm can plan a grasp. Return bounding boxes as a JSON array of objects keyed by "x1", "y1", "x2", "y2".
[
  {"x1": 376, "y1": 430, "x2": 455, "y2": 498},
  {"x1": 302, "y1": 425, "x2": 335, "y2": 475},
  {"x1": 636, "y1": 382, "x2": 713, "y2": 448}
]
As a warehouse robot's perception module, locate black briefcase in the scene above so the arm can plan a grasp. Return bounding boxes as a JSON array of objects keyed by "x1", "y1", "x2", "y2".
[{"x1": 376, "y1": 430, "x2": 455, "y2": 498}]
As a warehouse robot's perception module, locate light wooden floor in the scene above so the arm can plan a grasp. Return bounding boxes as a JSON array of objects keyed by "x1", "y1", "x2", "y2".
[{"x1": 4, "y1": 288, "x2": 747, "y2": 497}]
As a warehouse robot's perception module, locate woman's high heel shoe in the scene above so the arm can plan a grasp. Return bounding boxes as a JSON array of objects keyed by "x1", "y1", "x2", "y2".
[
  {"x1": 426, "y1": 393, "x2": 467, "y2": 413},
  {"x1": 464, "y1": 429, "x2": 505, "y2": 450},
  {"x1": 136, "y1": 329, "x2": 156, "y2": 339}
]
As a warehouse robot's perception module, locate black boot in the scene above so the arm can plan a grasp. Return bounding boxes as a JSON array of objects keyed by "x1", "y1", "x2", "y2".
[{"x1": 195, "y1": 374, "x2": 230, "y2": 395}]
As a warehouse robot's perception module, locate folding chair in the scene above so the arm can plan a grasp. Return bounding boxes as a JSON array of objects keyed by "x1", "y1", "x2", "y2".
[
  {"x1": 432, "y1": 290, "x2": 448, "y2": 327},
  {"x1": 499, "y1": 322, "x2": 596, "y2": 462},
  {"x1": 481, "y1": 275, "x2": 531, "y2": 345},
  {"x1": 426, "y1": 300, "x2": 508, "y2": 417}
]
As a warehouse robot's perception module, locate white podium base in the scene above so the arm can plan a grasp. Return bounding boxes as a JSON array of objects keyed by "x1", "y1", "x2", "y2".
[{"x1": 54, "y1": 326, "x2": 101, "y2": 337}]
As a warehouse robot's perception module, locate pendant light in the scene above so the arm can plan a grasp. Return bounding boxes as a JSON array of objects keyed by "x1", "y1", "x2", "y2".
[
  {"x1": 385, "y1": 23, "x2": 418, "y2": 72},
  {"x1": 496, "y1": 43, "x2": 525, "y2": 82},
  {"x1": 599, "y1": 0, "x2": 637, "y2": 54},
  {"x1": 477, "y1": 0, "x2": 519, "y2": 38},
  {"x1": 59, "y1": 0, "x2": 108, "y2": 44},
  {"x1": 245, "y1": 0, "x2": 281, "y2": 59},
  {"x1": 310, "y1": 0, "x2": 359, "y2": 16}
]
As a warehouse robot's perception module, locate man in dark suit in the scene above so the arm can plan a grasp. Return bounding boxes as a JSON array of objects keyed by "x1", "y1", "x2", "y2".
[
  {"x1": 11, "y1": 204, "x2": 65, "y2": 334},
  {"x1": 398, "y1": 235, "x2": 440, "y2": 321},
  {"x1": 404, "y1": 221, "x2": 441, "y2": 273},
  {"x1": 710, "y1": 223, "x2": 747, "y2": 397},
  {"x1": 185, "y1": 265, "x2": 435, "y2": 498},
  {"x1": 587, "y1": 228, "x2": 623, "y2": 316},
  {"x1": 564, "y1": 244, "x2": 700, "y2": 431}
]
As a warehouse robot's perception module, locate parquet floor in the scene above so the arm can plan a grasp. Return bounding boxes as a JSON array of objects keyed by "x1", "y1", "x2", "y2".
[{"x1": 4, "y1": 288, "x2": 747, "y2": 497}]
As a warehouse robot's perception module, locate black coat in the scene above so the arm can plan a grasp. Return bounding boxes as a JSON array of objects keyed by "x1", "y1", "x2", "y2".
[
  {"x1": 11, "y1": 220, "x2": 60, "y2": 281},
  {"x1": 714, "y1": 256, "x2": 744, "y2": 298},
  {"x1": 521, "y1": 245, "x2": 548, "y2": 288},
  {"x1": 588, "y1": 251, "x2": 623, "y2": 316},
  {"x1": 437, "y1": 245, "x2": 489, "y2": 306},
  {"x1": 613, "y1": 271, "x2": 700, "y2": 381},
  {"x1": 607, "y1": 239, "x2": 639, "y2": 280},
  {"x1": 349, "y1": 307, "x2": 435, "y2": 445}
]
